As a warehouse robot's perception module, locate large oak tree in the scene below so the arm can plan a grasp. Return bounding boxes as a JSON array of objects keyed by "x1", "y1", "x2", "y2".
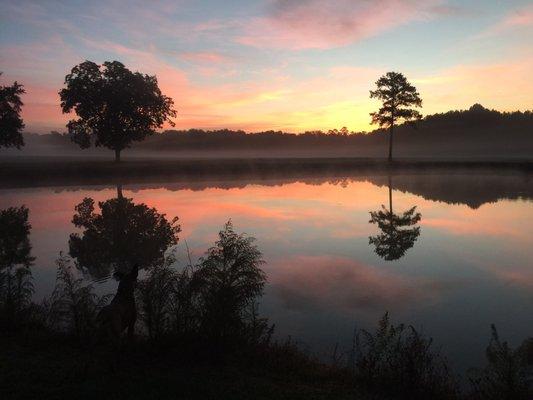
[
  {"x1": 59, "y1": 61, "x2": 177, "y2": 161},
  {"x1": 370, "y1": 72, "x2": 422, "y2": 161}
]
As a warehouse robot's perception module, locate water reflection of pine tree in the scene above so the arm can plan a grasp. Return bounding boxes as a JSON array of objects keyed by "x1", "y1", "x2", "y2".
[{"x1": 369, "y1": 176, "x2": 421, "y2": 261}]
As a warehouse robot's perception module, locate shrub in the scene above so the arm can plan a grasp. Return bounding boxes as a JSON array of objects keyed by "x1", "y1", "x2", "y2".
[
  {"x1": 353, "y1": 313, "x2": 458, "y2": 400},
  {"x1": 136, "y1": 255, "x2": 179, "y2": 339},
  {"x1": 467, "y1": 325, "x2": 531, "y2": 400},
  {"x1": 195, "y1": 221, "x2": 267, "y2": 346}
]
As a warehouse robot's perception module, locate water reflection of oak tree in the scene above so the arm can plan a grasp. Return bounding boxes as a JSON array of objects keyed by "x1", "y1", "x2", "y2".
[
  {"x1": 369, "y1": 176, "x2": 421, "y2": 261},
  {"x1": 69, "y1": 186, "x2": 180, "y2": 280}
]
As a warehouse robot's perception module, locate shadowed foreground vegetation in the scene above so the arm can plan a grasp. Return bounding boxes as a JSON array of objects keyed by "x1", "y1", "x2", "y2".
[
  {"x1": 1, "y1": 220, "x2": 355, "y2": 399},
  {"x1": 1, "y1": 203, "x2": 533, "y2": 399}
]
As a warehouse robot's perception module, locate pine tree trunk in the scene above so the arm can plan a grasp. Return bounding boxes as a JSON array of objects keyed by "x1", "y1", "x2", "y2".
[
  {"x1": 388, "y1": 123, "x2": 394, "y2": 162},
  {"x1": 114, "y1": 149, "x2": 121, "y2": 163}
]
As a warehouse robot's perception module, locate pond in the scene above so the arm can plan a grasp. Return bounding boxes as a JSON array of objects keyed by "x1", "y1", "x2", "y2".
[{"x1": 1, "y1": 170, "x2": 532, "y2": 373}]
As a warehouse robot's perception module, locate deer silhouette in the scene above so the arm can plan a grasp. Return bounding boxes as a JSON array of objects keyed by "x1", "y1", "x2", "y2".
[{"x1": 97, "y1": 264, "x2": 138, "y2": 345}]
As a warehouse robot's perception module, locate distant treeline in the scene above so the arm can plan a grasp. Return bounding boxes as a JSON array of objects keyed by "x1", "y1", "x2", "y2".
[
  {"x1": 9, "y1": 104, "x2": 533, "y2": 158},
  {"x1": 142, "y1": 104, "x2": 533, "y2": 150}
]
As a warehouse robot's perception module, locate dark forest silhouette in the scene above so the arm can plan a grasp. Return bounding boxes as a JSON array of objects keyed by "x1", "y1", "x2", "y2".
[
  {"x1": 1, "y1": 164, "x2": 531, "y2": 209},
  {"x1": 6, "y1": 104, "x2": 531, "y2": 159}
]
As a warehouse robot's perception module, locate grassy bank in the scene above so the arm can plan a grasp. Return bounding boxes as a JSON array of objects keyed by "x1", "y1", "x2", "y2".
[{"x1": 1, "y1": 332, "x2": 355, "y2": 400}]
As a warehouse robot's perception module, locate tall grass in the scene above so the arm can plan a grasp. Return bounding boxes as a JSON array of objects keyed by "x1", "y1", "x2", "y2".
[
  {"x1": 352, "y1": 312, "x2": 458, "y2": 400},
  {"x1": 0, "y1": 265, "x2": 35, "y2": 331},
  {"x1": 43, "y1": 254, "x2": 110, "y2": 340},
  {"x1": 467, "y1": 325, "x2": 531, "y2": 400}
]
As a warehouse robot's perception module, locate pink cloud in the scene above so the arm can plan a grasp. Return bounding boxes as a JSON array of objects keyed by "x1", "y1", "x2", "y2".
[
  {"x1": 18, "y1": 83, "x2": 68, "y2": 130},
  {"x1": 269, "y1": 255, "x2": 457, "y2": 312},
  {"x1": 237, "y1": 0, "x2": 445, "y2": 50},
  {"x1": 499, "y1": 4, "x2": 533, "y2": 28},
  {"x1": 478, "y1": 260, "x2": 533, "y2": 291},
  {"x1": 80, "y1": 37, "x2": 155, "y2": 59},
  {"x1": 475, "y1": 4, "x2": 533, "y2": 38},
  {"x1": 180, "y1": 51, "x2": 232, "y2": 64}
]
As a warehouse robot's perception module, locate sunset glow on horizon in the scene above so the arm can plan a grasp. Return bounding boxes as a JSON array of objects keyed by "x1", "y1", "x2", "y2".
[{"x1": 1, "y1": 0, "x2": 532, "y2": 134}]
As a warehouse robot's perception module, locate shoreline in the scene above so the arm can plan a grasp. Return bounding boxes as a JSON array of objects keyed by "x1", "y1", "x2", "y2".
[{"x1": 1, "y1": 156, "x2": 531, "y2": 188}]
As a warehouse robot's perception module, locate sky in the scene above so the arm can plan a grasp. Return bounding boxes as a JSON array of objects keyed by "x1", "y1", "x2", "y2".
[{"x1": 1, "y1": 0, "x2": 532, "y2": 134}]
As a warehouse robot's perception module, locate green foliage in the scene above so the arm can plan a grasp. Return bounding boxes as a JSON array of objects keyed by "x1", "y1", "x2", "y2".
[
  {"x1": 43, "y1": 255, "x2": 110, "y2": 339},
  {"x1": 354, "y1": 313, "x2": 458, "y2": 400},
  {"x1": 59, "y1": 60, "x2": 177, "y2": 160},
  {"x1": 69, "y1": 195, "x2": 181, "y2": 280},
  {"x1": 0, "y1": 73, "x2": 25, "y2": 149},
  {"x1": 468, "y1": 325, "x2": 531, "y2": 400},
  {"x1": 195, "y1": 221, "x2": 267, "y2": 343}
]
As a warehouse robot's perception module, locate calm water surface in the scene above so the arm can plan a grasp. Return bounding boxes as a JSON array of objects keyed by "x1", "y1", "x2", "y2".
[{"x1": 1, "y1": 173, "x2": 532, "y2": 373}]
